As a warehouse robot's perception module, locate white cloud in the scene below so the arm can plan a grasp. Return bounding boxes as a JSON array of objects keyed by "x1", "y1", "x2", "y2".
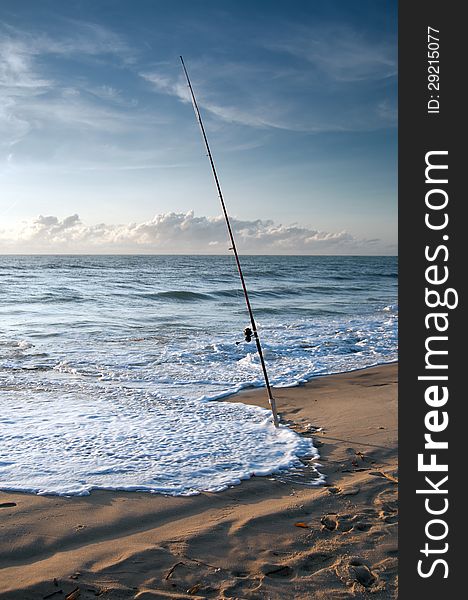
[
  {"x1": 0, "y1": 211, "x2": 380, "y2": 255},
  {"x1": 0, "y1": 21, "x2": 131, "y2": 101},
  {"x1": 0, "y1": 21, "x2": 137, "y2": 148},
  {"x1": 265, "y1": 24, "x2": 396, "y2": 83},
  {"x1": 141, "y1": 69, "x2": 285, "y2": 130},
  {"x1": 1, "y1": 20, "x2": 134, "y2": 67},
  {"x1": 142, "y1": 41, "x2": 397, "y2": 133}
]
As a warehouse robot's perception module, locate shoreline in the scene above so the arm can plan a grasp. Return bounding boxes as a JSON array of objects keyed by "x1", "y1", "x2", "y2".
[
  {"x1": 197, "y1": 359, "x2": 398, "y2": 405},
  {"x1": 0, "y1": 363, "x2": 398, "y2": 599}
]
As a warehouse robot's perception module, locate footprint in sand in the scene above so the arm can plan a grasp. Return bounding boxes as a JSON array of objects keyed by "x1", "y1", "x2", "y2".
[
  {"x1": 348, "y1": 560, "x2": 376, "y2": 588},
  {"x1": 262, "y1": 564, "x2": 294, "y2": 578},
  {"x1": 335, "y1": 556, "x2": 379, "y2": 590},
  {"x1": 297, "y1": 552, "x2": 335, "y2": 576},
  {"x1": 353, "y1": 521, "x2": 373, "y2": 532},
  {"x1": 321, "y1": 515, "x2": 338, "y2": 531},
  {"x1": 321, "y1": 512, "x2": 376, "y2": 533},
  {"x1": 351, "y1": 564, "x2": 376, "y2": 587},
  {"x1": 374, "y1": 489, "x2": 398, "y2": 524},
  {"x1": 360, "y1": 507, "x2": 379, "y2": 516},
  {"x1": 231, "y1": 570, "x2": 249, "y2": 578},
  {"x1": 221, "y1": 577, "x2": 263, "y2": 597}
]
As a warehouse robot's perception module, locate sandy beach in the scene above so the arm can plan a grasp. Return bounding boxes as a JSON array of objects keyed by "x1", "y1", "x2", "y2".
[{"x1": 0, "y1": 363, "x2": 397, "y2": 599}]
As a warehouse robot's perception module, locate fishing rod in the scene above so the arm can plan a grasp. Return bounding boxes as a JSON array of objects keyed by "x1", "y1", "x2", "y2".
[{"x1": 179, "y1": 55, "x2": 280, "y2": 428}]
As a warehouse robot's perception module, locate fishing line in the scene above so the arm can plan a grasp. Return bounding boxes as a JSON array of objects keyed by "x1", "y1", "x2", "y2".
[{"x1": 180, "y1": 56, "x2": 279, "y2": 428}]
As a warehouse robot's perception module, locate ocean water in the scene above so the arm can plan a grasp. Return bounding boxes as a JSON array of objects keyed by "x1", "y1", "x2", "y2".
[{"x1": 0, "y1": 255, "x2": 397, "y2": 496}]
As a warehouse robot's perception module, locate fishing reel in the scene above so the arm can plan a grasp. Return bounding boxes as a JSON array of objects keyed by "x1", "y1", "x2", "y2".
[{"x1": 236, "y1": 327, "x2": 254, "y2": 345}]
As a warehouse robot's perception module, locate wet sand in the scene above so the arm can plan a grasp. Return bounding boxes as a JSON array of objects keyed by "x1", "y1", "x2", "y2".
[{"x1": 0, "y1": 363, "x2": 397, "y2": 599}]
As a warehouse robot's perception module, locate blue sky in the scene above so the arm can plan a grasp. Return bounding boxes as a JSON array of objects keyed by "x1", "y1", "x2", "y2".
[{"x1": 0, "y1": 0, "x2": 397, "y2": 254}]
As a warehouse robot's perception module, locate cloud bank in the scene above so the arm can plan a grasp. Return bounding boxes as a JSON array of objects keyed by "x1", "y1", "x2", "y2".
[{"x1": 0, "y1": 211, "x2": 380, "y2": 255}]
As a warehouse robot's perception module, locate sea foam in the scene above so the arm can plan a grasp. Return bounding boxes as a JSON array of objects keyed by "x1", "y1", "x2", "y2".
[{"x1": 0, "y1": 384, "x2": 321, "y2": 496}]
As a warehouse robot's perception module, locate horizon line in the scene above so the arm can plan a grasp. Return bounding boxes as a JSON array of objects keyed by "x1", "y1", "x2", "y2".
[{"x1": 0, "y1": 253, "x2": 398, "y2": 258}]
